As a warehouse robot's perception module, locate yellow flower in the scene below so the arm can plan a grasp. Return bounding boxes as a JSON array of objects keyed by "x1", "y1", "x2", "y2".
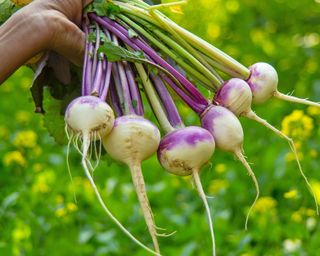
[
  {"x1": 0, "y1": 126, "x2": 9, "y2": 139},
  {"x1": 207, "y1": 23, "x2": 221, "y2": 39},
  {"x1": 55, "y1": 207, "x2": 67, "y2": 218},
  {"x1": 32, "y1": 170, "x2": 56, "y2": 194},
  {"x1": 3, "y1": 151, "x2": 27, "y2": 167},
  {"x1": 11, "y1": 0, "x2": 33, "y2": 6},
  {"x1": 32, "y1": 163, "x2": 43, "y2": 172},
  {"x1": 281, "y1": 110, "x2": 314, "y2": 141},
  {"x1": 208, "y1": 179, "x2": 229, "y2": 194},
  {"x1": 66, "y1": 202, "x2": 78, "y2": 212},
  {"x1": 15, "y1": 111, "x2": 31, "y2": 124},
  {"x1": 307, "y1": 106, "x2": 320, "y2": 116},
  {"x1": 13, "y1": 130, "x2": 37, "y2": 149},
  {"x1": 55, "y1": 195, "x2": 64, "y2": 205},
  {"x1": 253, "y1": 196, "x2": 277, "y2": 213},
  {"x1": 310, "y1": 181, "x2": 320, "y2": 205},
  {"x1": 12, "y1": 222, "x2": 31, "y2": 242},
  {"x1": 309, "y1": 149, "x2": 318, "y2": 158},
  {"x1": 215, "y1": 163, "x2": 227, "y2": 174},
  {"x1": 291, "y1": 211, "x2": 303, "y2": 222},
  {"x1": 284, "y1": 189, "x2": 299, "y2": 200}
]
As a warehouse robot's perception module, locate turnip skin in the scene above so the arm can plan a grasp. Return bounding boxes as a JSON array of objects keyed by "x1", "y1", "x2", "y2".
[
  {"x1": 158, "y1": 126, "x2": 215, "y2": 176},
  {"x1": 201, "y1": 105, "x2": 259, "y2": 229},
  {"x1": 247, "y1": 62, "x2": 320, "y2": 107},
  {"x1": 103, "y1": 115, "x2": 160, "y2": 165},
  {"x1": 103, "y1": 115, "x2": 161, "y2": 254},
  {"x1": 65, "y1": 95, "x2": 115, "y2": 139},
  {"x1": 247, "y1": 62, "x2": 278, "y2": 104},
  {"x1": 201, "y1": 105, "x2": 244, "y2": 153}
]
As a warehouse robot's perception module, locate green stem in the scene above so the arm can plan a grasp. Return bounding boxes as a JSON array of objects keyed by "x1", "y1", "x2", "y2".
[
  {"x1": 134, "y1": 62, "x2": 175, "y2": 134},
  {"x1": 148, "y1": 9, "x2": 222, "y2": 89},
  {"x1": 126, "y1": 14, "x2": 224, "y2": 88},
  {"x1": 115, "y1": 1, "x2": 250, "y2": 79},
  {"x1": 117, "y1": 14, "x2": 215, "y2": 89},
  {"x1": 201, "y1": 53, "x2": 244, "y2": 79}
]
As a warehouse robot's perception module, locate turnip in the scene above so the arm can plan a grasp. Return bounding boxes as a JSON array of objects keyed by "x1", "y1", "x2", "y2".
[
  {"x1": 65, "y1": 19, "x2": 159, "y2": 255},
  {"x1": 247, "y1": 62, "x2": 320, "y2": 107},
  {"x1": 214, "y1": 78, "x2": 319, "y2": 214},
  {"x1": 133, "y1": 62, "x2": 217, "y2": 255},
  {"x1": 201, "y1": 105, "x2": 259, "y2": 230},
  {"x1": 101, "y1": 34, "x2": 162, "y2": 254}
]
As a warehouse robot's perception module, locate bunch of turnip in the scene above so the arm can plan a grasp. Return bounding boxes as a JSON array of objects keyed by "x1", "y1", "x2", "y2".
[{"x1": 4, "y1": 0, "x2": 319, "y2": 255}]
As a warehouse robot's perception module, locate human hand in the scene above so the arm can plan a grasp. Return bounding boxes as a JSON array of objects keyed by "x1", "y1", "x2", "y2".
[{"x1": 0, "y1": 0, "x2": 93, "y2": 84}]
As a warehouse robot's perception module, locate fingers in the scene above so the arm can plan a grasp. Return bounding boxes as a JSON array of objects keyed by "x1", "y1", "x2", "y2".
[{"x1": 50, "y1": 18, "x2": 86, "y2": 66}]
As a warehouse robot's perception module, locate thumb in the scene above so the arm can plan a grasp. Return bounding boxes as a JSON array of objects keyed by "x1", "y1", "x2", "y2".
[{"x1": 50, "y1": 18, "x2": 85, "y2": 66}]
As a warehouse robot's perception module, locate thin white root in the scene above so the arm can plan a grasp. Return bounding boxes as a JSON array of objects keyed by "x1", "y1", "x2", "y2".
[
  {"x1": 81, "y1": 136, "x2": 160, "y2": 256},
  {"x1": 130, "y1": 164, "x2": 161, "y2": 254},
  {"x1": 274, "y1": 91, "x2": 320, "y2": 108},
  {"x1": 287, "y1": 139, "x2": 319, "y2": 215},
  {"x1": 246, "y1": 110, "x2": 319, "y2": 215},
  {"x1": 66, "y1": 135, "x2": 78, "y2": 204},
  {"x1": 193, "y1": 170, "x2": 216, "y2": 256},
  {"x1": 235, "y1": 150, "x2": 260, "y2": 231}
]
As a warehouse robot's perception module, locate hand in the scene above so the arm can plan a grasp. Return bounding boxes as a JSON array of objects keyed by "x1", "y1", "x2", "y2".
[{"x1": 0, "y1": 0, "x2": 92, "y2": 84}]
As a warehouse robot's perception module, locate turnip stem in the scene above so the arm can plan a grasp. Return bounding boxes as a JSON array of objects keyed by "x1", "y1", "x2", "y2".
[
  {"x1": 114, "y1": 1, "x2": 250, "y2": 78},
  {"x1": 245, "y1": 110, "x2": 319, "y2": 215},
  {"x1": 234, "y1": 150, "x2": 260, "y2": 230},
  {"x1": 82, "y1": 16, "x2": 91, "y2": 96},
  {"x1": 148, "y1": 9, "x2": 221, "y2": 90},
  {"x1": 100, "y1": 61, "x2": 113, "y2": 101},
  {"x1": 117, "y1": 14, "x2": 215, "y2": 89},
  {"x1": 134, "y1": 62, "x2": 175, "y2": 133},
  {"x1": 109, "y1": 79, "x2": 123, "y2": 117},
  {"x1": 274, "y1": 91, "x2": 320, "y2": 108},
  {"x1": 150, "y1": 73, "x2": 184, "y2": 128},
  {"x1": 81, "y1": 134, "x2": 160, "y2": 256},
  {"x1": 161, "y1": 74, "x2": 207, "y2": 114},
  {"x1": 123, "y1": 62, "x2": 144, "y2": 116},
  {"x1": 201, "y1": 53, "x2": 243, "y2": 79},
  {"x1": 90, "y1": 14, "x2": 208, "y2": 105},
  {"x1": 92, "y1": 23, "x2": 101, "y2": 80},
  {"x1": 130, "y1": 163, "x2": 161, "y2": 254},
  {"x1": 111, "y1": 35, "x2": 136, "y2": 115},
  {"x1": 193, "y1": 171, "x2": 216, "y2": 256}
]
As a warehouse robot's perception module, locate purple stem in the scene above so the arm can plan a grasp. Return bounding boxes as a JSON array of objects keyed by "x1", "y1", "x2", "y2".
[
  {"x1": 91, "y1": 55, "x2": 104, "y2": 96},
  {"x1": 99, "y1": 61, "x2": 113, "y2": 101},
  {"x1": 112, "y1": 34, "x2": 135, "y2": 115},
  {"x1": 150, "y1": 73, "x2": 183, "y2": 127},
  {"x1": 108, "y1": 78, "x2": 123, "y2": 117},
  {"x1": 88, "y1": 13, "x2": 208, "y2": 107},
  {"x1": 161, "y1": 75, "x2": 205, "y2": 114},
  {"x1": 92, "y1": 23, "x2": 101, "y2": 78},
  {"x1": 82, "y1": 17, "x2": 93, "y2": 96},
  {"x1": 124, "y1": 62, "x2": 144, "y2": 116}
]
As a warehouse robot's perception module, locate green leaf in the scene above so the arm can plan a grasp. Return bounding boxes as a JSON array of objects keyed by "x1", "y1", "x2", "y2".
[
  {"x1": 0, "y1": 0, "x2": 14, "y2": 25},
  {"x1": 41, "y1": 65, "x2": 81, "y2": 145},
  {"x1": 42, "y1": 89, "x2": 68, "y2": 145},
  {"x1": 98, "y1": 42, "x2": 145, "y2": 62},
  {"x1": 92, "y1": 1, "x2": 121, "y2": 18},
  {"x1": 87, "y1": 32, "x2": 97, "y2": 43}
]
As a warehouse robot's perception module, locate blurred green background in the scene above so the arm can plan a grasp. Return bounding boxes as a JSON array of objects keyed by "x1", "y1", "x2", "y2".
[{"x1": 1, "y1": 0, "x2": 320, "y2": 255}]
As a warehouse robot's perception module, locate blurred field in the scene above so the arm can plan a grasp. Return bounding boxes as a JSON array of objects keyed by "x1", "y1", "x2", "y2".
[{"x1": 0, "y1": 0, "x2": 320, "y2": 255}]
